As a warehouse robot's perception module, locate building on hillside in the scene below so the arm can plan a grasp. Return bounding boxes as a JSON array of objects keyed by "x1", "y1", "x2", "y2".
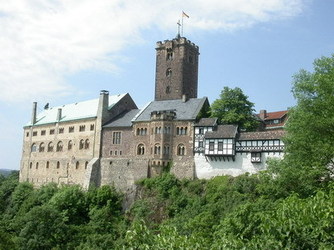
[
  {"x1": 258, "y1": 109, "x2": 289, "y2": 130},
  {"x1": 194, "y1": 124, "x2": 285, "y2": 178},
  {"x1": 20, "y1": 92, "x2": 137, "y2": 187},
  {"x1": 20, "y1": 35, "x2": 287, "y2": 191},
  {"x1": 100, "y1": 97, "x2": 209, "y2": 190}
]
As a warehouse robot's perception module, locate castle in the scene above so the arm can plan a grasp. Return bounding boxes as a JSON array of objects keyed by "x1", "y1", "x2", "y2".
[{"x1": 20, "y1": 36, "x2": 286, "y2": 191}]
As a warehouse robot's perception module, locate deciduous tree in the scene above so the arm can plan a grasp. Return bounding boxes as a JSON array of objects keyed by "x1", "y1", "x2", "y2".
[
  {"x1": 285, "y1": 54, "x2": 334, "y2": 178},
  {"x1": 210, "y1": 87, "x2": 258, "y2": 131}
]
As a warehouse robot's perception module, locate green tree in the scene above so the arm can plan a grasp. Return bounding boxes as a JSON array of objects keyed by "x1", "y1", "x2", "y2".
[
  {"x1": 48, "y1": 185, "x2": 88, "y2": 225},
  {"x1": 285, "y1": 54, "x2": 334, "y2": 174},
  {"x1": 210, "y1": 87, "x2": 259, "y2": 131},
  {"x1": 14, "y1": 205, "x2": 69, "y2": 249}
]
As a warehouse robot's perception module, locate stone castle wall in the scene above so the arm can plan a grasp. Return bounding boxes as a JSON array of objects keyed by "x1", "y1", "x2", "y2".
[
  {"x1": 20, "y1": 118, "x2": 97, "y2": 187},
  {"x1": 99, "y1": 158, "x2": 149, "y2": 192}
]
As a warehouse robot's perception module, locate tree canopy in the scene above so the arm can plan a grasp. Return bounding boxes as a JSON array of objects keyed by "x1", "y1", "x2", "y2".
[
  {"x1": 284, "y1": 54, "x2": 334, "y2": 177},
  {"x1": 210, "y1": 86, "x2": 259, "y2": 131}
]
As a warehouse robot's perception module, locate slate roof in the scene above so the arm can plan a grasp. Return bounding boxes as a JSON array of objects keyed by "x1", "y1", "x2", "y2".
[
  {"x1": 204, "y1": 125, "x2": 238, "y2": 139},
  {"x1": 133, "y1": 97, "x2": 208, "y2": 122},
  {"x1": 26, "y1": 94, "x2": 127, "y2": 127},
  {"x1": 239, "y1": 130, "x2": 285, "y2": 140},
  {"x1": 195, "y1": 117, "x2": 218, "y2": 127},
  {"x1": 104, "y1": 109, "x2": 140, "y2": 128}
]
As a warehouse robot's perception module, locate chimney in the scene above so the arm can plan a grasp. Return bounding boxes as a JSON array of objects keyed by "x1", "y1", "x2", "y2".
[
  {"x1": 259, "y1": 110, "x2": 267, "y2": 120},
  {"x1": 31, "y1": 102, "x2": 37, "y2": 125},
  {"x1": 57, "y1": 108, "x2": 62, "y2": 121},
  {"x1": 97, "y1": 90, "x2": 109, "y2": 124},
  {"x1": 182, "y1": 94, "x2": 187, "y2": 103}
]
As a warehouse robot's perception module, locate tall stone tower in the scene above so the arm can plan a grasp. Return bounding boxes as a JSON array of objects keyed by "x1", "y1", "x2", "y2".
[{"x1": 155, "y1": 36, "x2": 199, "y2": 101}]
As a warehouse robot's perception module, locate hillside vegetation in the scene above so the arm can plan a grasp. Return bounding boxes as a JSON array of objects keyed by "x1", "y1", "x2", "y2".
[
  {"x1": 1, "y1": 55, "x2": 333, "y2": 249},
  {"x1": 0, "y1": 171, "x2": 333, "y2": 249}
]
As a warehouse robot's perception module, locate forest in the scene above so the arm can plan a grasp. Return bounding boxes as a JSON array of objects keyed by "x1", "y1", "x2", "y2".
[{"x1": 1, "y1": 55, "x2": 334, "y2": 249}]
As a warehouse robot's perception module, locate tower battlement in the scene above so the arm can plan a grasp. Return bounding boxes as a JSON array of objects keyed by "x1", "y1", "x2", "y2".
[{"x1": 156, "y1": 37, "x2": 199, "y2": 51}]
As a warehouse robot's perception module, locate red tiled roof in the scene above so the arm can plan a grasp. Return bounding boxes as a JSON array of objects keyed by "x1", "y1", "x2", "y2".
[{"x1": 262, "y1": 110, "x2": 288, "y2": 121}]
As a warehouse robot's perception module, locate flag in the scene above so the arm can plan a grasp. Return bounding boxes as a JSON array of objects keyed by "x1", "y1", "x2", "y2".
[{"x1": 182, "y1": 11, "x2": 189, "y2": 18}]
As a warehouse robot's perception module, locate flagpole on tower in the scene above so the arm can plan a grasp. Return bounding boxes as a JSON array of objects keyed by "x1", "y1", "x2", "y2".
[{"x1": 181, "y1": 11, "x2": 189, "y2": 37}]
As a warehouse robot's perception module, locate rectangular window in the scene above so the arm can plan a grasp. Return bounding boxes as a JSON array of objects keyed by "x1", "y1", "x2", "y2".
[
  {"x1": 113, "y1": 132, "x2": 121, "y2": 144},
  {"x1": 199, "y1": 141, "x2": 203, "y2": 148},
  {"x1": 41, "y1": 130, "x2": 46, "y2": 136},
  {"x1": 59, "y1": 127, "x2": 64, "y2": 134},
  {"x1": 26, "y1": 132, "x2": 29, "y2": 137},
  {"x1": 79, "y1": 125, "x2": 85, "y2": 132},
  {"x1": 218, "y1": 141, "x2": 223, "y2": 151},
  {"x1": 90, "y1": 124, "x2": 94, "y2": 131},
  {"x1": 32, "y1": 131, "x2": 37, "y2": 136},
  {"x1": 50, "y1": 129, "x2": 55, "y2": 135},
  {"x1": 251, "y1": 152, "x2": 261, "y2": 163},
  {"x1": 199, "y1": 128, "x2": 204, "y2": 134},
  {"x1": 209, "y1": 141, "x2": 214, "y2": 151},
  {"x1": 69, "y1": 126, "x2": 74, "y2": 133}
]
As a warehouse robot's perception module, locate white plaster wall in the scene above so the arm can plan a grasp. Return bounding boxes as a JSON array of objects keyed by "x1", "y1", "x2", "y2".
[{"x1": 195, "y1": 152, "x2": 283, "y2": 179}]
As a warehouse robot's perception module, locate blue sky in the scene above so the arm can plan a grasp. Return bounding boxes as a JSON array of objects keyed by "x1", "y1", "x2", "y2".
[{"x1": 0, "y1": 0, "x2": 333, "y2": 170}]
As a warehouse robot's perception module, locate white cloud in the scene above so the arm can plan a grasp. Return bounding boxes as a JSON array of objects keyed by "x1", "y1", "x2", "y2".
[{"x1": 0, "y1": 0, "x2": 305, "y2": 103}]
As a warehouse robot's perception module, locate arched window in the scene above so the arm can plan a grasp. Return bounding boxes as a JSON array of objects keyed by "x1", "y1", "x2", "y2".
[
  {"x1": 47, "y1": 142, "x2": 54, "y2": 152},
  {"x1": 56, "y1": 161, "x2": 60, "y2": 169},
  {"x1": 46, "y1": 161, "x2": 49, "y2": 169},
  {"x1": 166, "y1": 68, "x2": 172, "y2": 77},
  {"x1": 39, "y1": 142, "x2": 45, "y2": 152},
  {"x1": 85, "y1": 161, "x2": 88, "y2": 169},
  {"x1": 84, "y1": 139, "x2": 89, "y2": 149},
  {"x1": 36, "y1": 162, "x2": 39, "y2": 169},
  {"x1": 76, "y1": 161, "x2": 79, "y2": 169},
  {"x1": 154, "y1": 144, "x2": 161, "y2": 155},
  {"x1": 31, "y1": 143, "x2": 37, "y2": 152},
  {"x1": 79, "y1": 139, "x2": 84, "y2": 150},
  {"x1": 137, "y1": 128, "x2": 140, "y2": 135},
  {"x1": 164, "y1": 145, "x2": 170, "y2": 155},
  {"x1": 29, "y1": 162, "x2": 32, "y2": 169},
  {"x1": 68, "y1": 140, "x2": 73, "y2": 150},
  {"x1": 137, "y1": 144, "x2": 145, "y2": 155},
  {"x1": 56, "y1": 141, "x2": 63, "y2": 152},
  {"x1": 177, "y1": 144, "x2": 186, "y2": 156},
  {"x1": 176, "y1": 127, "x2": 188, "y2": 135}
]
